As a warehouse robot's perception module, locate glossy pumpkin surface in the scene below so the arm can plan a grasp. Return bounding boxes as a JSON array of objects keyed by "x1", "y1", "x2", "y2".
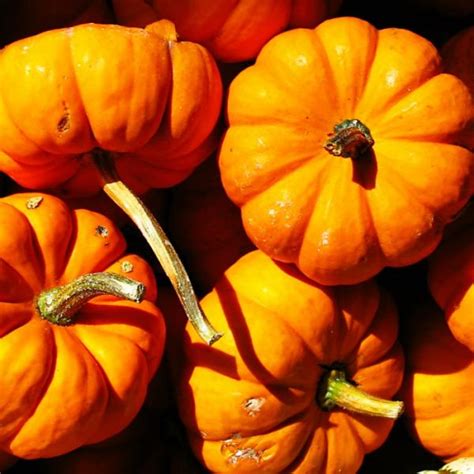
[
  {"x1": 428, "y1": 224, "x2": 474, "y2": 351},
  {"x1": 401, "y1": 302, "x2": 474, "y2": 462},
  {"x1": 0, "y1": 193, "x2": 165, "y2": 459},
  {"x1": 174, "y1": 250, "x2": 404, "y2": 472},
  {"x1": 0, "y1": 20, "x2": 222, "y2": 197},
  {"x1": 219, "y1": 16, "x2": 474, "y2": 286},
  {"x1": 112, "y1": 0, "x2": 342, "y2": 62}
]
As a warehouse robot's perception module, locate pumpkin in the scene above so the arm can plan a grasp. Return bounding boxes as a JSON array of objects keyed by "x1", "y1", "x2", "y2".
[
  {"x1": 167, "y1": 156, "x2": 255, "y2": 295},
  {"x1": 442, "y1": 26, "x2": 474, "y2": 150},
  {"x1": 112, "y1": 0, "x2": 343, "y2": 62},
  {"x1": 0, "y1": 20, "x2": 223, "y2": 344},
  {"x1": 0, "y1": 0, "x2": 113, "y2": 47},
  {"x1": 218, "y1": 16, "x2": 474, "y2": 287},
  {"x1": 171, "y1": 250, "x2": 404, "y2": 473},
  {"x1": 427, "y1": 224, "x2": 474, "y2": 351},
  {"x1": 0, "y1": 193, "x2": 165, "y2": 459},
  {"x1": 400, "y1": 300, "x2": 474, "y2": 462}
]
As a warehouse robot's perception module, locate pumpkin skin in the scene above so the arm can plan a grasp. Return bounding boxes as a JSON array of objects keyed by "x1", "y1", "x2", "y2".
[
  {"x1": 167, "y1": 156, "x2": 255, "y2": 295},
  {"x1": 400, "y1": 301, "x2": 474, "y2": 462},
  {"x1": 0, "y1": 20, "x2": 222, "y2": 197},
  {"x1": 428, "y1": 224, "x2": 474, "y2": 351},
  {"x1": 173, "y1": 250, "x2": 404, "y2": 473},
  {"x1": 219, "y1": 16, "x2": 474, "y2": 286},
  {"x1": 0, "y1": 193, "x2": 165, "y2": 459},
  {"x1": 442, "y1": 26, "x2": 474, "y2": 150},
  {"x1": 0, "y1": 0, "x2": 113, "y2": 47},
  {"x1": 112, "y1": 0, "x2": 342, "y2": 62}
]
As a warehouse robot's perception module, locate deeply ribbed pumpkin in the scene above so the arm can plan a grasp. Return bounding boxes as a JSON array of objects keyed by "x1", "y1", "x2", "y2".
[
  {"x1": 219, "y1": 16, "x2": 474, "y2": 286},
  {"x1": 112, "y1": 0, "x2": 342, "y2": 62},
  {"x1": 0, "y1": 193, "x2": 165, "y2": 459},
  {"x1": 173, "y1": 250, "x2": 404, "y2": 473},
  {"x1": 0, "y1": 20, "x2": 223, "y2": 344}
]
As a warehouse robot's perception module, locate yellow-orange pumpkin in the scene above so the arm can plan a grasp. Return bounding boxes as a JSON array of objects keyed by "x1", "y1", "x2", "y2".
[
  {"x1": 0, "y1": 193, "x2": 165, "y2": 458},
  {"x1": 219, "y1": 16, "x2": 474, "y2": 286},
  {"x1": 172, "y1": 250, "x2": 404, "y2": 473}
]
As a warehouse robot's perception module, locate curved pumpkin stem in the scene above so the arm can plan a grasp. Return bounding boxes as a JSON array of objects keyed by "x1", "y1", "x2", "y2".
[
  {"x1": 37, "y1": 272, "x2": 145, "y2": 325},
  {"x1": 94, "y1": 152, "x2": 223, "y2": 345},
  {"x1": 318, "y1": 369, "x2": 403, "y2": 419}
]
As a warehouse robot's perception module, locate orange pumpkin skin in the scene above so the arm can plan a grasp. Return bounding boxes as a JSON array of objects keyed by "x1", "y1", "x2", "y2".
[
  {"x1": 0, "y1": 20, "x2": 222, "y2": 197},
  {"x1": 0, "y1": 0, "x2": 113, "y2": 47},
  {"x1": 174, "y1": 250, "x2": 404, "y2": 473},
  {"x1": 112, "y1": 0, "x2": 342, "y2": 62},
  {"x1": 219, "y1": 17, "x2": 474, "y2": 286},
  {"x1": 0, "y1": 193, "x2": 165, "y2": 459},
  {"x1": 167, "y1": 156, "x2": 255, "y2": 295},
  {"x1": 400, "y1": 302, "x2": 474, "y2": 462},
  {"x1": 428, "y1": 225, "x2": 474, "y2": 351},
  {"x1": 442, "y1": 26, "x2": 474, "y2": 150}
]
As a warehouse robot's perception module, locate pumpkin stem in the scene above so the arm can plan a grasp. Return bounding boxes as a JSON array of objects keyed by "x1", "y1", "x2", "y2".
[
  {"x1": 318, "y1": 368, "x2": 403, "y2": 419},
  {"x1": 94, "y1": 151, "x2": 223, "y2": 346},
  {"x1": 324, "y1": 119, "x2": 374, "y2": 159},
  {"x1": 37, "y1": 272, "x2": 145, "y2": 325},
  {"x1": 418, "y1": 457, "x2": 474, "y2": 474}
]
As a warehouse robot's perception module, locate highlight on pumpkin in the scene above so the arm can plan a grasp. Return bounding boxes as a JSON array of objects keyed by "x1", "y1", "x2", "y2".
[{"x1": 0, "y1": 20, "x2": 223, "y2": 345}]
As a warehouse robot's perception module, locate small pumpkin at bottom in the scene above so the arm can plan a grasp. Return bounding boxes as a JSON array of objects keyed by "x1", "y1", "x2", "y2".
[
  {"x1": 172, "y1": 250, "x2": 404, "y2": 473},
  {"x1": 0, "y1": 193, "x2": 165, "y2": 459}
]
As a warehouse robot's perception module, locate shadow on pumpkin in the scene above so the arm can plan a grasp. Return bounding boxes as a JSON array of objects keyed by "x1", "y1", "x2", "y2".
[{"x1": 351, "y1": 149, "x2": 378, "y2": 190}]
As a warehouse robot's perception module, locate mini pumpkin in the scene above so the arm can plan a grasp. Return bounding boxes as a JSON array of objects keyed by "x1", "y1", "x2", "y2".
[
  {"x1": 0, "y1": 193, "x2": 165, "y2": 459},
  {"x1": 0, "y1": 20, "x2": 223, "y2": 344},
  {"x1": 400, "y1": 301, "x2": 474, "y2": 462},
  {"x1": 172, "y1": 250, "x2": 404, "y2": 473},
  {"x1": 428, "y1": 224, "x2": 474, "y2": 351},
  {"x1": 219, "y1": 16, "x2": 474, "y2": 286},
  {"x1": 112, "y1": 0, "x2": 342, "y2": 62}
]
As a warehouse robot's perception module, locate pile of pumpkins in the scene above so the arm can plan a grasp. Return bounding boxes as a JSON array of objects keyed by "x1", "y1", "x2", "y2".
[{"x1": 0, "y1": 0, "x2": 472, "y2": 473}]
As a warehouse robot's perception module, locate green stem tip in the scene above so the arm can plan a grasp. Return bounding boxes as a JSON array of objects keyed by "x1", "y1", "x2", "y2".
[{"x1": 318, "y1": 369, "x2": 404, "y2": 419}]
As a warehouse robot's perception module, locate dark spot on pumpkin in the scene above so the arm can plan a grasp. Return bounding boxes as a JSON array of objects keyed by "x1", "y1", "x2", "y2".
[
  {"x1": 95, "y1": 225, "x2": 109, "y2": 238},
  {"x1": 57, "y1": 113, "x2": 70, "y2": 133}
]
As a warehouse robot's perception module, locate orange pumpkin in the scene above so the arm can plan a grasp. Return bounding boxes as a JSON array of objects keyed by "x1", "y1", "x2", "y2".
[
  {"x1": 0, "y1": 193, "x2": 165, "y2": 459},
  {"x1": 172, "y1": 250, "x2": 404, "y2": 473},
  {"x1": 0, "y1": 0, "x2": 113, "y2": 47},
  {"x1": 428, "y1": 224, "x2": 474, "y2": 351},
  {"x1": 219, "y1": 16, "x2": 474, "y2": 286},
  {"x1": 167, "y1": 156, "x2": 254, "y2": 295},
  {"x1": 442, "y1": 26, "x2": 474, "y2": 150},
  {"x1": 0, "y1": 20, "x2": 223, "y2": 344},
  {"x1": 112, "y1": 0, "x2": 342, "y2": 62},
  {"x1": 400, "y1": 301, "x2": 474, "y2": 462}
]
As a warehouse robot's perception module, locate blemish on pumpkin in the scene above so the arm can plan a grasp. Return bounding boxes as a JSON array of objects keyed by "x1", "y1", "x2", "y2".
[
  {"x1": 121, "y1": 261, "x2": 134, "y2": 273},
  {"x1": 95, "y1": 225, "x2": 109, "y2": 238},
  {"x1": 221, "y1": 434, "x2": 262, "y2": 465},
  {"x1": 26, "y1": 196, "x2": 44, "y2": 209},
  {"x1": 242, "y1": 397, "x2": 265, "y2": 417},
  {"x1": 57, "y1": 101, "x2": 70, "y2": 133}
]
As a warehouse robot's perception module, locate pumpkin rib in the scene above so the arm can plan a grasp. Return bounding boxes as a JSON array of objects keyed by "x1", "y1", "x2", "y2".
[
  {"x1": 0, "y1": 303, "x2": 32, "y2": 337},
  {"x1": 1, "y1": 323, "x2": 58, "y2": 446}
]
